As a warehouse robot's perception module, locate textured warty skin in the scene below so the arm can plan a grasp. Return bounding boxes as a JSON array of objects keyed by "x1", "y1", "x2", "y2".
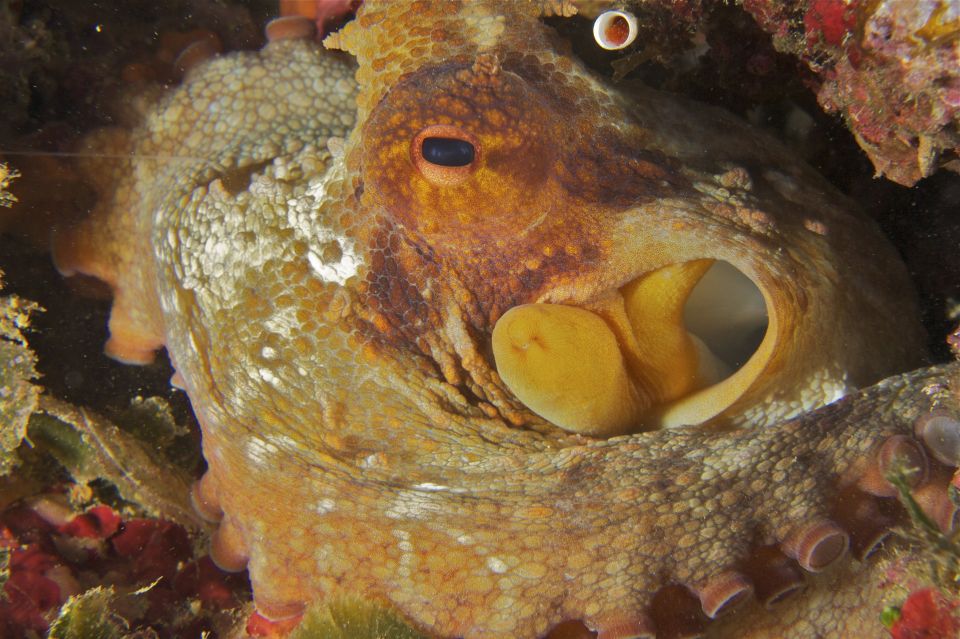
[{"x1": 52, "y1": 1, "x2": 959, "y2": 638}]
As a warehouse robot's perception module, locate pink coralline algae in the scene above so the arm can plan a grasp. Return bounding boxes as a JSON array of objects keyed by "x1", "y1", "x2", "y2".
[{"x1": 742, "y1": 0, "x2": 960, "y2": 186}]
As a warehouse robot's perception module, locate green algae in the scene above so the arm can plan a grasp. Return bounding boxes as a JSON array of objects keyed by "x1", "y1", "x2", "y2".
[
  {"x1": 0, "y1": 269, "x2": 40, "y2": 475},
  {"x1": 292, "y1": 598, "x2": 430, "y2": 639},
  {"x1": 47, "y1": 588, "x2": 130, "y2": 639},
  {"x1": 0, "y1": 164, "x2": 18, "y2": 208},
  {"x1": 28, "y1": 397, "x2": 204, "y2": 528}
]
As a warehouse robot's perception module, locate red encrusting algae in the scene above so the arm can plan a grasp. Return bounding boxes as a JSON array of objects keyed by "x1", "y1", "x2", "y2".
[
  {"x1": 889, "y1": 588, "x2": 960, "y2": 639},
  {"x1": 0, "y1": 497, "x2": 249, "y2": 637}
]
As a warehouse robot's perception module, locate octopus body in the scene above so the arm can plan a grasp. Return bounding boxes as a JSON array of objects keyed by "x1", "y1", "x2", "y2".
[{"x1": 52, "y1": 2, "x2": 960, "y2": 637}]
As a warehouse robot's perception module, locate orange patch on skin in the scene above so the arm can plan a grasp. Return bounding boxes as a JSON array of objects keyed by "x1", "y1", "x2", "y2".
[{"x1": 359, "y1": 60, "x2": 684, "y2": 319}]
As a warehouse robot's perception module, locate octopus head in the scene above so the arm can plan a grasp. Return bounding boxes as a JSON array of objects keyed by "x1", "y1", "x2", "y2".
[{"x1": 357, "y1": 49, "x2": 921, "y2": 439}]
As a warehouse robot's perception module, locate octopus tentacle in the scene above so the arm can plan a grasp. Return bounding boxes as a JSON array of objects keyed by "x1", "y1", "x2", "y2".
[
  {"x1": 195, "y1": 362, "x2": 957, "y2": 637},
  {"x1": 189, "y1": 470, "x2": 223, "y2": 523},
  {"x1": 265, "y1": 15, "x2": 318, "y2": 42},
  {"x1": 208, "y1": 515, "x2": 250, "y2": 573},
  {"x1": 173, "y1": 32, "x2": 223, "y2": 79}
]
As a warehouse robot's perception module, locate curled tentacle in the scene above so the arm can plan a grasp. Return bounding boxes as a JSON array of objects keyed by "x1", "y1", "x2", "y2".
[
  {"x1": 173, "y1": 32, "x2": 223, "y2": 78},
  {"x1": 62, "y1": 1, "x2": 952, "y2": 636},
  {"x1": 266, "y1": 15, "x2": 318, "y2": 42}
]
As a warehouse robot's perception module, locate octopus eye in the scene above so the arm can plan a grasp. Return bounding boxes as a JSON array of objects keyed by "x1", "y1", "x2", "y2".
[
  {"x1": 412, "y1": 125, "x2": 480, "y2": 185},
  {"x1": 421, "y1": 137, "x2": 476, "y2": 167},
  {"x1": 593, "y1": 10, "x2": 638, "y2": 50}
]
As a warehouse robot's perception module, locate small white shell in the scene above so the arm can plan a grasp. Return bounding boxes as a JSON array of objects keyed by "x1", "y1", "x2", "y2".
[{"x1": 593, "y1": 10, "x2": 638, "y2": 50}]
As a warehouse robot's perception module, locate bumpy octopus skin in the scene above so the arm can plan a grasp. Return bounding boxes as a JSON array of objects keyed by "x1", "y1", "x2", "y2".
[{"x1": 51, "y1": 1, "x2": 960, "y2": 637}]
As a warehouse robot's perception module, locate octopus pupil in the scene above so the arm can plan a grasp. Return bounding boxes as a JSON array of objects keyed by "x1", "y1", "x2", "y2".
[{"x1": 421, "y1": 136, "x2": 475, "y2": 167}]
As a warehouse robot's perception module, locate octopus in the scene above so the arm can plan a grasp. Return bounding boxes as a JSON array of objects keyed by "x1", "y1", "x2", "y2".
[{"x1": 48, "y1": 1, "x2": 960, "y2": 637}]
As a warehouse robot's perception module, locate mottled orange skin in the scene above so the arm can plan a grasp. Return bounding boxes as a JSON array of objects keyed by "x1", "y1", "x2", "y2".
[{"x1": 52, "y1": 1, "x2": 960, "y2": 638}]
